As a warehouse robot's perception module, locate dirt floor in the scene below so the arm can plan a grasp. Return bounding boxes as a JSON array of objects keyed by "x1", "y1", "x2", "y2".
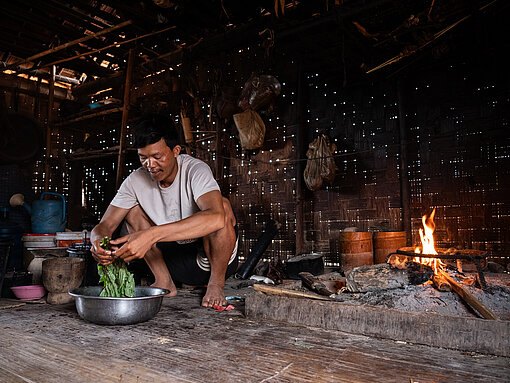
[{"x1": 0, "y1": 279, "x2": 509, "y2": 383}]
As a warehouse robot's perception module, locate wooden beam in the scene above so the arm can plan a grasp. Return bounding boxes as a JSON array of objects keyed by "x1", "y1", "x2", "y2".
[
  {"x1": 116, "y1": 49, "x2": 134, "y2": 189},
  {"x1": 295, "y1": 62, "x2": 306, "y2": 255},
  {"x1": 8, "y1": 20, "x2": 133, "y2": 68},
  {"x1": 40, "y1": 26, "x2": 176, "y2": 69},
  {"x1": 44, "y1": 65, "x2": 55, "y2": 191},
  {"x1": 53, "y1": 107, "x2": 122, "y2": 127}
]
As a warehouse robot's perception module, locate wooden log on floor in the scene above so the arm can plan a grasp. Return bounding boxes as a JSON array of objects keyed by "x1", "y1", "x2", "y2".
[
  {"x1": 298, "y1": 272, "x2": 334, "y2": 296},
  {"x1": 432, "y1": 273, "x2": 452, "y2": 292},
  {"x1": 253, "y1": 283, "x2": 332, "y2": 301},
  {"x1": 439, "y1": 270, "x2": 498, "y2": 320},
  {"x1": 347, "y1": 263, "x2": 433, "y2": 292}
]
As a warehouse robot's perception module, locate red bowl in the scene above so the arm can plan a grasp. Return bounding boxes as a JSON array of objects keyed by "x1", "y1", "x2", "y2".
[{"x1": 11, "y1": 285, "x2": 46, "y2": 300}]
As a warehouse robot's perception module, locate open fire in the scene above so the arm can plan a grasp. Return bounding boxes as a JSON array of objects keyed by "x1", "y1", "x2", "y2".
[{"x1": 413, "y1": 208, "x2": 446, "y2": 274}]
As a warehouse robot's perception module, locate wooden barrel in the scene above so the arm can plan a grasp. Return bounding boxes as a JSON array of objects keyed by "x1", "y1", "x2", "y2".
[
  {"x1": 338, "y1": 232, "x2": 373, "y2": 274},
  {"x1": 373, "y1": 231, "x2": 407, "y2": 264}
]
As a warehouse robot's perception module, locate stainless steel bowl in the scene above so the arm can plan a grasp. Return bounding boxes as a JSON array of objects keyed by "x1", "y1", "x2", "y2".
[{"x1": 69, "y1": 286, "x2": 169, "y2": 325}]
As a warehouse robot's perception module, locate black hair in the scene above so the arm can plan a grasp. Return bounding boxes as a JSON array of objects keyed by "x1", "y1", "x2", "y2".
[{"x1": 132, "y1": 114, "x2": 181, "y2": 149}]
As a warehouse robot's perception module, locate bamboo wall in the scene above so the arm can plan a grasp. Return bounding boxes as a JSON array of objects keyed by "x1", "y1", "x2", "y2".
[{"x1": 4, "y1": 41, "x2": 508, "y2": 268}]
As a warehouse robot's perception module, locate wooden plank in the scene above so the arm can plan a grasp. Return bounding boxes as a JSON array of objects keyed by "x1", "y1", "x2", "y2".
[
  {"x1": 246, "y1": 291, "x2": 510, "y2": 357},
  {"x1": 0, "y1": 288, "x2": 509, "y2": 383},
  {"x1": 0, "y1": 327, "x2": 190, "y2": 383}
]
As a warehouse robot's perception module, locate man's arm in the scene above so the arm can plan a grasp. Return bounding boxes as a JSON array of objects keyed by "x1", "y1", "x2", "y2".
[
  {"x1": 90, "y1": 204, "x2": 130, "y2": 265},
  {"x1": 112, "y1": 190, "x2": 225, "y2": 262}
]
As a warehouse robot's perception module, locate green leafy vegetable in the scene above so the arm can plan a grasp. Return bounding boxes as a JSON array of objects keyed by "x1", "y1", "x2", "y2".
[{"x1": 97, "y1": 236, "x2": 135, "y2": 297}]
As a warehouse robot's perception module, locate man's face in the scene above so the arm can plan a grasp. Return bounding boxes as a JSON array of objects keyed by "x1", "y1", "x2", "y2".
[{"x1": 138, "y1": 138, "x2": 181, "y2": 185}]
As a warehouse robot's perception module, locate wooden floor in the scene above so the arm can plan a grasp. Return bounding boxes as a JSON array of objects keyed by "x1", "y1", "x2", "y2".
[{"x1": 1, "y1": 282, "x2": 509, "y2": 383}]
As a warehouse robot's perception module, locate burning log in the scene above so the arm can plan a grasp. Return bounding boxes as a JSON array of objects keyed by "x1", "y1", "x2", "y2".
[
  {"x1": 432, "y1": 273, "x2": 452, "y2": 292},
  {"x1": 346, "y1": 263, "x2": 433, "y2": 293},
  {"x1": 438, "y1": 270, "x2": 498, "y2": 320}
]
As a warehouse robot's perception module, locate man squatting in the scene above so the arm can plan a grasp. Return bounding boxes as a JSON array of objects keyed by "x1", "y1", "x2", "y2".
[{"x1": 90, "y1": 114, "x2": 239, "y2": 307}]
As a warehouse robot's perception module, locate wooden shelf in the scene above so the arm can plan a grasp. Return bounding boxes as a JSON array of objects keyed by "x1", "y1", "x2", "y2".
[
  {"x1": 67, "y1": 146, "x2": 136, "y2": 161},
  {"x1": 54, "y1": 105, "x2": 122, "y2": 127}
]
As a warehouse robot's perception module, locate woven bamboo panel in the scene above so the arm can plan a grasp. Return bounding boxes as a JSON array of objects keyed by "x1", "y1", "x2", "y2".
[{"x1": 7, "y1": 43, "x2": 506, "y2": 270}]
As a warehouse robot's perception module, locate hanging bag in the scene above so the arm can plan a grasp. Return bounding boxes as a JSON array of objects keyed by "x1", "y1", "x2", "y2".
[
  {"x1": 233, "y1": 109, "x2": 266, "y2": 150},
  {"x1": 304, "y1": 135, "x2": 337, "y2": 190}
]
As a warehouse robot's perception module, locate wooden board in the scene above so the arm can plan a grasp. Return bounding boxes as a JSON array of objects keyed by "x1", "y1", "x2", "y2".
[{"x1": 246, "y1": 291, "x2": 510, "y2": 357}]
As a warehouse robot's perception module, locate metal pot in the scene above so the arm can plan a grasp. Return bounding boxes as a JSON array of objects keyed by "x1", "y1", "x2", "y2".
[{"x1": 69, "y1": 286, "x2": 169, "y2": 325}]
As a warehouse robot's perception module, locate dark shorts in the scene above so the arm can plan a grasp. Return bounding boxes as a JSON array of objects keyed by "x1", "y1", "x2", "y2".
[{"x1": 156, "y1": 226, "x2": 239, "y2": 286}]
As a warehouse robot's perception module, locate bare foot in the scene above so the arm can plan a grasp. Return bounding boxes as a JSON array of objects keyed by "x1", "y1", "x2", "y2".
[
  {"x1": 151, "y1": 281, "x2": 178, "y2": 298},
  {"x1": 201, "y1": 284, "x2": 226, "y2": 307}
]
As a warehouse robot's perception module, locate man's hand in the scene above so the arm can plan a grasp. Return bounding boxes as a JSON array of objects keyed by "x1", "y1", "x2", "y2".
[
  {"x1": 110, "y1": 230, "x2": 154, "y2": 263},
  {"x1": 91, "y1": 238, "x2": 115, "y2": 266}
]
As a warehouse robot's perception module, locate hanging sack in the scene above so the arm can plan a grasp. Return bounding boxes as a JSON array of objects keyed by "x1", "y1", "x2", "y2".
[
  {"x1": 233, "y1": 110, "x2": 266, "y2": 150},
  {"x1": 304, "y1": 135, "x2": 337, "y2": 190},
  {"x1": 249, "y1": 75, "x2": 281, "y2": 111},
  {"x1": 238, "y1": 74, "x2": 281, "y2": 111}
]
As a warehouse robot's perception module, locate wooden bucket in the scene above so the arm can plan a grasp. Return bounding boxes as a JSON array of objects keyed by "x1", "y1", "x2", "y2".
[
  {"x1": 373, "y1": 231, "x2": 407, "y2": 264},
  {"x1": 338, "y1": 232, "x2": 373, "y2": 274}
]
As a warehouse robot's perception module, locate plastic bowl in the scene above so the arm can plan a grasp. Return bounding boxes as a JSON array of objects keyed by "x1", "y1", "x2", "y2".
[{"x1": 11, "y1": 285, "x2": 46, "y2": 300}]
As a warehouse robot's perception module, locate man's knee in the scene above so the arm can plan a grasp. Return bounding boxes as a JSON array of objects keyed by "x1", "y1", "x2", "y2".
[
  {"x1": 125, "y1": 205, "x2": 155, "y2": 232},
  {"x1": 222, "y1": 198, "x2": 236, "y2": 228}
]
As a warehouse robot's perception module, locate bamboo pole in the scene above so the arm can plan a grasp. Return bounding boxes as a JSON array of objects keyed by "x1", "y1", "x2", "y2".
[
  {"x1": 44, "y1": 65, "x2": 55, "y2": 191},
  {"x1": 439, "y1": 270, "x2": 498, "y2": 320},
  {"x1": 8, "y1": 20, "x2": 133, "y2": 68},
  {"x1": 41, "y1": 26, "x2": 176, "y2": 69},
  {"x1": 116, "y1": 49, "x2": 134, "y2": 189}
]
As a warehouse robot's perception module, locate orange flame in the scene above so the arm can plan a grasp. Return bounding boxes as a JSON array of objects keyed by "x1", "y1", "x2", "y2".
[{"x1": 413, "y1": 208, "x2": 445, "y2": 274}]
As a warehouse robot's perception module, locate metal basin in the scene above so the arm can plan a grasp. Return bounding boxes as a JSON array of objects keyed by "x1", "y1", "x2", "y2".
[{"x1": 69, "y1": 286, "x2": 169, "y2": 325}]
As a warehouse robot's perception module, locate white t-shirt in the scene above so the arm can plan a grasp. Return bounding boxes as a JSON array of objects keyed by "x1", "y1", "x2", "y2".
[
  {"x1": 111, "y1": 154, "x2": 220, "y2": 239},
  {"x1": 111, "y1": 154, "x2": 237, "y2": 271}
]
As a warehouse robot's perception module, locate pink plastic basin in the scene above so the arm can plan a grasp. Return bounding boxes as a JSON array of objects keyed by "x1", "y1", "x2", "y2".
[{"x1": 11, "y1": 285, "x2": 46, "y2": 300}]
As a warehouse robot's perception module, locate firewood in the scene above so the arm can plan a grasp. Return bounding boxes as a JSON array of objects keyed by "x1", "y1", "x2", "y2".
[
  {"x1": 438, "y1": 270, "x2": 498, "y2": 320},
  {"x1": 432, "y1": 273, "x2": 452, "y2": 292},
  {"x1": 346, "y1": 263, "x2": 433, "y2": 293},
  {"x1": 253, "y1": 284, "x2": 332, "y2": 301},
  {"x1": 298, "y1": 272, "x2": 334, "y2": 296}
]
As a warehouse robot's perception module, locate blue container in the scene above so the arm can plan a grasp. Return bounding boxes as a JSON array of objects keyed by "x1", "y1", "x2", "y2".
[{"x1": 24, "y1": 192, "x2": 66, "y2": 234}]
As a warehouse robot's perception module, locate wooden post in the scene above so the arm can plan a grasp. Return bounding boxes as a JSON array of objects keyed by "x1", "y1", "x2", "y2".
[
  {"x1": 116, "y1": 49, "x2": 134, "y2": 189},
  {"x1": 44, "y1": 65, "x2": 55, "y2": 191},
  {"x1": 215, "y1": 119, "x2": 224, "y2": 189},
  {"x1": 34, "y1": 76, "x2": 41, "y2": 119},
  {"x1": 397, "y1": 79, "x2": 411, "y2": 245},
  {"x1": 295, "y1": 62, "x2": 306, "y2": 255}
]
